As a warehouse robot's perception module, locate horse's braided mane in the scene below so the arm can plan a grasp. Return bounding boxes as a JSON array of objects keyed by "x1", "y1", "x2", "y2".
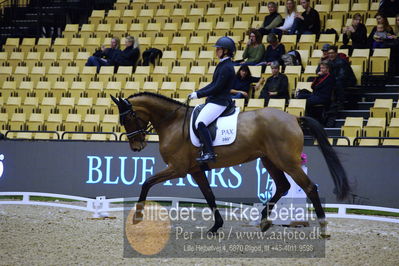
[{"x1": 127, "y1": 92, "x2": 188, "y2": 107}]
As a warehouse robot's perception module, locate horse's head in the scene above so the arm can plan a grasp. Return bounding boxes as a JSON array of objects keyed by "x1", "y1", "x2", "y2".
[{"x1": 111, "y1": 95, "x2": 150, "y2": 152}]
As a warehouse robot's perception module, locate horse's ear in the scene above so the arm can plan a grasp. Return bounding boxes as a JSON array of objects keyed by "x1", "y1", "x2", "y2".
[{"x1": 110, "y1": 95, "x2": 119, "y2": 106}]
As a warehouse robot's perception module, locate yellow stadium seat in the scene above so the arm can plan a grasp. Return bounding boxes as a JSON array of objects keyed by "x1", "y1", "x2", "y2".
[
  {"x1": 82, "y1": 114, "x2": 100, "y2": 132},
  {"x1": 169, "y1": 66, "x2": 187, "y2": 85},
  {"x1": 245, "y1": 99, "x2": 265, "y2": 111},
  {"x1": 114, "y1": 66, "x2": 132, "y2": 86},
  {"x1": 214, "y1": 21, "x2": 231, "y2": 36},
  {"x1": 0, "y1": 113, "x2": 9, "y2": 131},
  {"x1": 296, "y1": 50, "x2": 309, "y2": 69},
  {"x1": 36, "y1": 38, "x2": 52, "y2": 52},
  {"x1": 81, "y1": 66, "x2": 97, "y2": 82},
  {"x1": 341, "y1": 117, "x2": 363, "y2": 145},
  {"x1": 361, "y1": 117, "x2": 386, "y2": 146},
  {"x1": 104, "y1": 81, "x2": 122, "y2": 97},
  {"x1": 369, "y1": 49, "x2": 390, "y2": 74},
  {"x1": 205, "y1": 7, "x2": 222, "y2": 24},
  {"x1": 106, "y1": 10, "x2": 122, "y2": 26},
  {"x1": 10, "y1": 113, "x2": 26, "y2": 131},
  {"x1": 4, "y1": 38, "x2": 19, "y2": 53},
  {"x1": 176, "y1": 82, "x2": 195, "y2": 98},
  {"x1": 267, "y1": 98, "x2": 286, "y2": 111},
  {"x1": 0, "y1": 66, "x2": 13, "y2": 85},
  {"x1": 142, "y1": 81, "x2": 159, "y2": 93},
  {"x1": 40, "y1": 96, "x2": 57, "y2": 118},
  {"x1": 325, "y1": 19, "x2": 343, "y2": 33},
  {"x1": 197, "y1": 50, "x2": 214, "y2": 67},
  {"x1": 284, "y1": 66, "x2": 302, "y2": 95},
  {"x1": 58, "y1": 97, "x2": 75, "y2": 118},
  {"x1": 95, "y1": 24, "x2": 111, "y2": 40},
  {"x1": 0, "y1": 80, "x2": 16, "y2": 101},
  {"x1": 315, "y1": 34, "x2": 336, "y2": 50},
  {"x1": 280, "y1": 35, "x2": 297, "y2": 51},
  {"x1": 331, "y1": 3, "x2": 349, "y2": 22},
  {"x1": 63, "y1": 114, "x2": 82, "y2": 132},
  {"x1": 24, "y1": 51, "x2": 41, "y2": 71},
  {"x1": 179, "y1": 50, "x2": 197, "y2": 68},
  {"x1": 86, "y1": 81, "x2": 103, "y2": 99},
  {"x1": 123, "y1": 81, "x2": 140, "y2": 97},
  {"x1": 351, "y1": 65, "x2": 362, "y2": 86},
  {"x1": 29, "y1": 65, "x2": 46, "y2": 84},
  {"x1": 63, "y1": 24, "x2": 79, "y2": 41},
  {"x1": 17, "y1": 81, "x2": 33, "y2": 101},
  {"x1": 45, "y1": 113, "x2": 63, "y2": 131},
  {"x1": 68, "y1": 38, "x2": 85, "y2": 53},
  {"x1": 170, "y1": 36, "x2": 187, "y2": 54},
  {"x1": 93, "y1": 97, "x2": 111, "y2": 120},
  {"x1": 132, "y1": 66, "x2": 150, "y2": 85},
  {"x1": 58, "y1": 51, "x2": 75, "y2": 69},
  {"x1": 53, "y1": 38, "x2": 68, "y2": 55},
  {"x1": 20, "y1": 38, "x2": 36, "y2": 52},
  {"x1": 159, "y1": 82, "x2": 177, "y2": 98},
  {"x1": 188, "y1": 66, "x2": 206, "y2": 86},
  {"x1": 52, "y1": 81, "x2": 69, "y2": 101},
  {"x1": 47, "y1": 66, "x2": 63, "y2": 84},
  {"x1": 88, "y1": 10, "x2": 105, "y2": 26},
  {"x1": 151, "y1": 66, "x2": 169, "y2": 84},
  {"x1": 63, "y1": 65, "x2": 80, "y2": 84},
  {"x1": 13, "y1": 66, "x2": 29, "y2": 85},
  {"x1": 41, "y1": 51, "x2": 57, "y2": 69},
  {"x1": 297, "y1": 35, "x2": 316, "y2": 51},
  {"x1": 100, "y1": 114, "x2": 119, "y2": 132},
  {"x1": 152, "y1": 36, "x2": 169, "y2": 51},
  {"x1": 241, "y1": 6, "x2": 257, "y2": 21},
  {"x1": 370, "y1": 99, "x2": 393, "y2": 121},
  {"x1": 286, "y1": 99, "x2": 306, "y2": 117},
  {"x1": 197, "y1": 22, "x2": 214, "y2": 38},
  {"x1": 386, "y1": 118, "x2": 399, "y2": 138},
  {"x1": 26, "y1": 113, "x2": 44, "y2": 131},
  {"x1": 187, "y1": 8, "x2": 204, "y2": 22},
  {"x1": 350, "y1": 49, "x2": 370, "y2": 72},
  {"x1": 5, "y1": 96, "x2": 21, "y2": 114},
  {"x1": 76, "y1": 97, "x2": 93, "y2": 115},
  {"x1": 75, "y1": 51, "x2": 90, "y2": 71},
  {"x1": 8, "y1": 51, "x2": 24, "y2": 70},
  {"x1": 68, "y1": 81, "x2": 85, "y2": 100},
  {"x1": 98, "y1": 66, "x2": 114, "y2": 83},
  {"x1": 35, "y1": 81, "x2": 51, "y2": 102},
  {"x1": 162, "y1": 22, "x2": 179, "y2": 39},
  {"x1": 80, "y1": 24, "x2": 96, "y2": 40}
]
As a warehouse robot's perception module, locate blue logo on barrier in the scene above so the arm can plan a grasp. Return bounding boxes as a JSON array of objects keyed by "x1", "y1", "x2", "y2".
[
  {"x1": 255, "y1": 158, "x2": 274, "y2": 204},
  {"x1": 0, "y1": 154, "x2": 4, "y2": 178}
]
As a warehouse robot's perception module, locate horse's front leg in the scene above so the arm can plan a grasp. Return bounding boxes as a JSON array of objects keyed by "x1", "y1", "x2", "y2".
[
  {"x1": 191, "y1": 171, "x2": 224, "y2": 234},
  {"x1": 133, "y1": 167, "x2": 179, "y2": 224}
]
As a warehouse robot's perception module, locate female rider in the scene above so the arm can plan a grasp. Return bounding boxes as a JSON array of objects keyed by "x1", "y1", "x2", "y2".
[{"x1": 189, "y1": 37, "x2": 236, "y2": 163}]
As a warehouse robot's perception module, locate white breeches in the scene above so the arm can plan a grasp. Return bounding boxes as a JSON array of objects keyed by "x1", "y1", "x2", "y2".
[{"x1": 195, "y1": 103, "x2": 227, "y2": 128}]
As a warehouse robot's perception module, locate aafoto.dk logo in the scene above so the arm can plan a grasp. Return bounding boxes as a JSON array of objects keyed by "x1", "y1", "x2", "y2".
[{"x1": 0, "y1": 154, "x2": 4, "y2": 178}]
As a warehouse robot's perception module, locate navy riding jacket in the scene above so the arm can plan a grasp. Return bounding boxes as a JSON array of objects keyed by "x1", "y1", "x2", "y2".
[{"x1": 196, "y1": 58, "x2": 235, "y2": 106}]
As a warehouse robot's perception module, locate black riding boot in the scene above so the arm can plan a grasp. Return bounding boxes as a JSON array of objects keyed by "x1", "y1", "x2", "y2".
[{"x1": 196, "y1": 122, "x2": 216, "y2": 163}]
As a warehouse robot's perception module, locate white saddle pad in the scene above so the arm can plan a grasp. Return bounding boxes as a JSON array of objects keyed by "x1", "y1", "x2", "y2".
[{"x1": 190, "y1": 106, "x2": 240, "y2": 147}]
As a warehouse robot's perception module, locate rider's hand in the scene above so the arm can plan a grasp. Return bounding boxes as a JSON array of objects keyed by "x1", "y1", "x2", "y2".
[{"x1": 189, "y1": 92, "x2": 198, "y2": 100}]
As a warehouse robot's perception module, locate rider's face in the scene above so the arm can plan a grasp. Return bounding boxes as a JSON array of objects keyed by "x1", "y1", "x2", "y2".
[{"x1": 216, "y1": 47, "x2": 224, "y2": 59}]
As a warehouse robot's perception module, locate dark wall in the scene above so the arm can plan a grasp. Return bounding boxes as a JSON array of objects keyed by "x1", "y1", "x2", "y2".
[{"x1": 0, "y1": 140, "x2": 398, "y2": 208}]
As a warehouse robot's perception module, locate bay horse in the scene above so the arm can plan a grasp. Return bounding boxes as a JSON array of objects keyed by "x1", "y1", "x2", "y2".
[{"x1": 111, "y1": 92, "x2": 350, "y2": 233}]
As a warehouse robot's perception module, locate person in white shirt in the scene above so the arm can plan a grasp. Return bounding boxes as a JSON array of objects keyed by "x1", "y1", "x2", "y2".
[{"x1": 272, "y1": 0, "x2": 297, "y2": 38}]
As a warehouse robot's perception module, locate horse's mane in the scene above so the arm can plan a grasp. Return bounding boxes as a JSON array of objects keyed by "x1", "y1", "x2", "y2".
[{"x1": 127, "y1": 92, "x2": 188, "y2": 107}]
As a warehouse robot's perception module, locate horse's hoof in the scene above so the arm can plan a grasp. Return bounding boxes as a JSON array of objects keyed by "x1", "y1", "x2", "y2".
[
  {"x1": 132, "y1": 211, "x2": 143, "y2": 224},
  {"x1": 260, "y1": 219, "x2": 272, "y2": 232}
]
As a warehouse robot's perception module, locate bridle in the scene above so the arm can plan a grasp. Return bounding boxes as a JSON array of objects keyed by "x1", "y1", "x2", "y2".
[{"x1": 119, "y1": 108, "x2": 153, "y2": 140}]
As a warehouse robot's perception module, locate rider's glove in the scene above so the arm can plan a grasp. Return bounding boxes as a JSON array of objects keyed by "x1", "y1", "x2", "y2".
[{"x1": 189, "y1": 92, "x2": 198, "y2": 100}]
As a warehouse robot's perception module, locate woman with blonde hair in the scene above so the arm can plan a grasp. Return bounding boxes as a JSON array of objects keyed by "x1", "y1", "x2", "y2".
[
  {"x1": 272, "y1": 0, "x2": 297, "y2": 37},
  {"x1": 113, "y1": 36, "x2": 140, "y2": 70}
]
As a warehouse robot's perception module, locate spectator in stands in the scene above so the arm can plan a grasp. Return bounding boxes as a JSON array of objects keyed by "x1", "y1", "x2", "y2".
[
  {"x1": 85, "y1": 37, "x2": 121, "y2": 73},
  {"x1": 297, "y1": 62, "x2": 335, "y2": 111},
  {"x1": 258, "y1": 2, "x2": 283, "y2": 36},
  {"x1": 317, "y1": 46, "x2": 356, "y2": 106},
  {"x1": 342, "y1": 13, "x2": 368, "y2": 54},
  {"x1": 379, "y1": 0, "x2": 399, "y2": 18},
  {"x1": 258, "y1": 61, "x2": 289, "y2": 105},
  {"x1": 372, "y1": 24, "x2": 390, "y2": 48},
  {"x1": 367, "y1": 12, "x2": 394, "y2": 47},
  {"x1": 272, "y1": 0, "x2": 297, "y2": 37},
  {"x1": 230, "y1": 65, "x2": 261, "y2": 99},
  {"x1": 113, "y1": 36, "x2": 140, "y2": 70},
  {"x1": 240, "y1": 29, "x2": 265, "y2": 65},
  {"x1": 259, "y1": 33, "x2": 286, "y2": 66},
  {"x1": 290, "y1": 0, "x2": 320, "y2": 35},
  {"x1": 387, "y1": 14, "x2": 399, "y2": 75},
  {"x1": 320, "y1": 44, "x2": 331, "y2": 62}
]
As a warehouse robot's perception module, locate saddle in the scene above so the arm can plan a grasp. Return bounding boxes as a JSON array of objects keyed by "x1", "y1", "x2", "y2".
[{"x1": 191, "y1": 101, "x2": 236, "y2": 140}]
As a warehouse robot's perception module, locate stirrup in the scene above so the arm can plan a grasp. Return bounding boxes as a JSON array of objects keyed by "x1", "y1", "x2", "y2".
[{"x1": 196, "y1": 152, "x2": 217, "y2": 163}]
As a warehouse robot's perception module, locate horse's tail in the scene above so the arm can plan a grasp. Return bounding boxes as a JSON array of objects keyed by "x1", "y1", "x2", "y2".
[{"x1": 298, "y1": 116, "x2": 350, "y2": 200}]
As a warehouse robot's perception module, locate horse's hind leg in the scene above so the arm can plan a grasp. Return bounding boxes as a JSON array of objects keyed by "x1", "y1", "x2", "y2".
[
  {"x1": 260, "y1": 157, "x2": 291, "y2": 232},
  {"x1": 286, "y1": 166, "x2": 326, "y2": 224},
  {"x1": 191, "y1": 170, "x2": 223, "y2": 234}
]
